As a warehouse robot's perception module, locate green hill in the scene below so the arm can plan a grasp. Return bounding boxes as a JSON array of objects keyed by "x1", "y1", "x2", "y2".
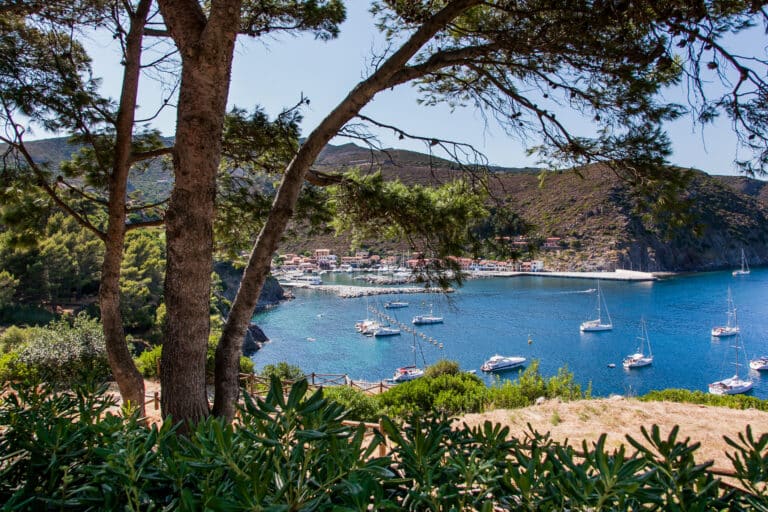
[{"x1": 6, "y1": 137, "x2": 767, "y2": 272}]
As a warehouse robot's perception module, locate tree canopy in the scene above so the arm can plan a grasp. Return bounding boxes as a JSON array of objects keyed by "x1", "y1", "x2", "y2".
[{"x1": 1, "y1": 0, "x2": 767, "y2": 426}]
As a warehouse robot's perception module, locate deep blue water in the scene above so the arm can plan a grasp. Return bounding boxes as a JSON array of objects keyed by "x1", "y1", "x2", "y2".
[{"x1": 251, "y1": 269, "x2": 768, "y2": 398}]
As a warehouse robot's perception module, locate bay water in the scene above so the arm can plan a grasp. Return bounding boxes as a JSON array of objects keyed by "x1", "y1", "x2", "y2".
[{"x1": 251, "y1": 269, "x2": 768, "y2": 398}]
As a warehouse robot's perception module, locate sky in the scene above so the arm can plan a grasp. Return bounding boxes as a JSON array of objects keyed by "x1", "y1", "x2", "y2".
[{"x1": 80, "y1": 2, "x2": 766, "y2": 176}]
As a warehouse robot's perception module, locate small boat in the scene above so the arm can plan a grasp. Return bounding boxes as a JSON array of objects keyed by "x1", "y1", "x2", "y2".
[
  {"x1": 732, "y1": 248, "x2": 750, "y2": 276},
  {"x1": 391, "y1": 365, "x2": 424, "y2": 383},
  {"x1": 384, "y1": 301, "x2": 409, "y2": 309},
  {"x1": 372, "y1": 326, "x2": 401, "y2": 337},
  {"x1": 709, "y1": 332, "x2": 753, "y2": 395},
  {"x1": 481, "y1": 355, "x2": 526, "y2": 372},
  {"x1": 749, "y1": 356, "x2": 768, "y2": 371},
  {"x1": 711, "y1": 288, "x2": 740, "y2": 338},
  {"x1": 580, "y1": 281, "x2": 613, "y2": 332},
  {"x1": 623, "y1": 319, "x2": 653, "y2": 369},
  {"x1": 412, "y1": 305, "x2": 443, "y2": 325},
  {"x1": 709, "y1": 375, "x2": 753, "y2": 395},
  {"x1": 355, "y1": 319, "x2": 380, "y2": 336}
]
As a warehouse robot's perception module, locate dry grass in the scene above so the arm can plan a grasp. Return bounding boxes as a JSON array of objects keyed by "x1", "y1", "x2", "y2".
[{"x1": 460, "y1": 396, "x2": 768, "y2": 470}]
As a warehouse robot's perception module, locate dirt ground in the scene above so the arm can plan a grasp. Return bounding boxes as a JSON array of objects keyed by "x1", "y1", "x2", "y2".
[
  {"x1": 461, "y1": 396, "x2": 768, "y2": 471},
  {"x1": 116, "y1": 382, "x2": 768, "y2": 472}
]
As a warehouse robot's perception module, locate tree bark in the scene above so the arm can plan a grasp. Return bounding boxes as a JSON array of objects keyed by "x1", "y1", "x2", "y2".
[
  {"x1": 212, "y1": 0, "x2": 480, "y2": 421},
  {"x1": 158, "y1": 0, "x2": 242, "y2": 428},
  {"x1": 99, "y1": 0, "x2": 153, "y2": 417}
]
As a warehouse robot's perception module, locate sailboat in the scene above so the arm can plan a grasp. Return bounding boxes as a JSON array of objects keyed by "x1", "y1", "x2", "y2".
[
  {"x1": 391, "y1": 332, "x2": 425, "y2": 383},
  {"x1": 412, "y1": 304, "x2": 444, "y2": 325},
  {"x1": 732, "y1": 248, "x2": 750, "y2": 276},
  {"x1": 708, "y1": 332, "x2": 753, "y2": 395},
  {"x1": 580, "y1": 281, "x2": 613, "y2": 332},
  {"x1": 623, "y1": 318, "x2": 653, "y2": 369},
  {"x1": 711, "y1": 288, "x2": 740, "y2": 338}
]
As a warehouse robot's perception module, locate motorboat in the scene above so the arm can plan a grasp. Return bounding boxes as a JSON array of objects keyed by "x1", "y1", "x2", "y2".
[
  {"x1": 412, "y1": 314, "x2": 444, "y2": 325},
  {"x1": 623, "y1": 319, "x2": 653, "y2": 369},
  {"x1": 372, "y1": 326, "x2": 401, "y2": 337},
  {"x1": 732, "y1": 248, "x2": 750, "y2": 276},
  {"x1": 355, "y1": 319, "x2": 380, "y2": 336},
  {"x1": 749, "y1": 356, "x2": 768, "y2": 371},
  {"x1": 391, "y1": 365, "x2": 423, "y2": 383},
  {"x1": 384, "y1": 301, "x2": 409, "y2": 309},
  {"x1": 711, "y1": 288, "x2": 739, "y2": 337},
  {"x1": 481, "y1": 355, "x2": 526, "y2": 372},
  {"x1": 580, "y1": 281, "x2": 613, "y2": 332}
]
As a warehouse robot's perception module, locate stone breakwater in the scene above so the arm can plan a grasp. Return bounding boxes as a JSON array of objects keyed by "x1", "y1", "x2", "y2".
[{"x1": 316, "y1": 285, "x2": 453, "y2": 298}]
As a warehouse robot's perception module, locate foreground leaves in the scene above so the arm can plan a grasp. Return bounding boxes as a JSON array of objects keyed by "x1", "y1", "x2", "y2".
[{"x1": 1, "y1": 378, "x2": 767, "y2": 510}]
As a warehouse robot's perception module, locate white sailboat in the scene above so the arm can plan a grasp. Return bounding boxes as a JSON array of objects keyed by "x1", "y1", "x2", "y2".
[
  {"x1": 711, "y1": 288, "x2": 740, "y2": 338},
  {"x1": 623, "y1": 318, "x2": 653, "y2": 369},
  {"x1": 709, "y1": 332, "x2": 753, "y2": 395},
  {"x1": 580, "y1": 281, "x2": 613, "y2": 332},
  {"x1": 412, "y1": 304, "x2": 443, "y2": 325},
  {"x1": 391, "y1": 332, "x2": 425, "y2": 383},
  {"x1": 732, "y1": 248, "x2": 750, "y2": 276}
]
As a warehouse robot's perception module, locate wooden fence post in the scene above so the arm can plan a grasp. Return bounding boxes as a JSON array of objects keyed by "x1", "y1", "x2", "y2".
[
  {"x1": 311, "y1": 372, "x2": 316, "y2": 385},
  {"x1": 378, "y1": 419, "x2": 387, "y2": 457},
  {"x1": 153, "y1": 391, "x2": 159, "y2": 410}
]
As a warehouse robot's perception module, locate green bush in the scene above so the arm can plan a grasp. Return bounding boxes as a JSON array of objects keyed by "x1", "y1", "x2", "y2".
[
  {"x1": 135, "y1": 344, "x2": 162, "y2": 378},
  {"x1": 322, "y1": 385, "x2": 380, "y2": 422},
  {"x1": 487, "y1": 360, "x2": 588, "y2": 409},
  {"x1": 378, "y1": 372, "x2": 487, "y2": 417},
  {"x1": 641, "y1": 388, "x2": 768, "y2": 411},
  {"x1": 6, "y1": 314, "x2": 110, "y2": 386},
  {"x1": 423, "y1": 358, "x2": 460, "y2": 378},
  {"x1": 259, "y1": 361, "x2": 305, "y2": 381},
  {"x1": 0, "y1": 325, "x2": 31, "y2": 354},
  {"x1": 238, "y1": 355, "x2": 255, "y2": 374}
]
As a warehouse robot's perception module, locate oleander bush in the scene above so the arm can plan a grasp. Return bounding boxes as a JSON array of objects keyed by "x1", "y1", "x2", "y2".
[
  {"x1": 1, "y1": 378, "x2": 767, "y2": 510},
  {"x1": 641, "y1": 388, "x2": 768, "y2": 411},
  {"x1": 486, "y1": 360, "x2": 589, "y2": 409}
]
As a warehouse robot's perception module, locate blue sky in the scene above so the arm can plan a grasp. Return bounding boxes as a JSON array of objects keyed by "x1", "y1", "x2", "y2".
[{"x1": 83, "y1": 2, "x2": 764, "y2": 176}]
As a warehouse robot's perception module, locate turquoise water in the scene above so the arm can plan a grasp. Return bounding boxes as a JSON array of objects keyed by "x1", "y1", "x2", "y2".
[{"x1": 251, "y1": 269, "x2": 768, "y2": 398}]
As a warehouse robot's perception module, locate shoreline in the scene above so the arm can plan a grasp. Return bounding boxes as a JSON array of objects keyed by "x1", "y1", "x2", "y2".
[{"x1": 279, "y1": 269, "x2": 663, "y2": 298}]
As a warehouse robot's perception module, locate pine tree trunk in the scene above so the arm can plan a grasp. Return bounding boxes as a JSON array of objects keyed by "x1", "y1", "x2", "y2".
[
  {"x1": 158, "y1": 0, "x2": 241, "y2": 428},
  {"x1": 99, "y1": 0, "x2": 152, "y2": 417}
]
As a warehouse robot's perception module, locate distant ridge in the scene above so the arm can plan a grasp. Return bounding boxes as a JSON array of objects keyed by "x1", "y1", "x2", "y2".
[{"x1": 4, "y1": 137, "x2": 768, "y2": 272}]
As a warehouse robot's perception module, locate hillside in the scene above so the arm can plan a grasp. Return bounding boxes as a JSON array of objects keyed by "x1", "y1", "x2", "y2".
[{"x1": 7, "y1": 137, "x2": 768, "y2": 272}]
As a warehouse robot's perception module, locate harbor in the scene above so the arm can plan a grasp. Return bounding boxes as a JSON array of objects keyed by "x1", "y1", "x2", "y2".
[{"x1": 254, "y1": 268, "x2": 768, "y2": 399}]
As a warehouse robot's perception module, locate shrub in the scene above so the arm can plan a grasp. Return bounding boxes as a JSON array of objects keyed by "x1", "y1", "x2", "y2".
[
  {"x1": 322, "y1": 385, "x2": 380, "y2": 422},
  {"x1": 238, "y1": 355, "x2": 254, "y2": 375},
  {"x1": 8, "y1": 314, "x2": 110, "y2": 386},
  {"x1": 0, "y1": 325, "x2": 32, "y2": 354},
  {"x1": 259, "y1": 361, "x2": 305, "y2": 381},
  {"x1": 641, "y1": 389, "x2": 768, "y2": 411},
  {"x1": 377, "y1": 372, "x2": 487, "y2": 417},
  {"x1": 135, "y1": 344, "x2": 162, "y2": 378},
  {"x1": 487, "y1": 360, "x2": 588, "y2": 409},
  {"x1": 423, "y1": 358, "x2": 460, "y2": 378}
]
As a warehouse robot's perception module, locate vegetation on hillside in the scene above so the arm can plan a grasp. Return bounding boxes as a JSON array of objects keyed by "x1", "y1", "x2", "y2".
[{"x1": 2, "y1": 377, "x2": 767, "y2": 510}]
